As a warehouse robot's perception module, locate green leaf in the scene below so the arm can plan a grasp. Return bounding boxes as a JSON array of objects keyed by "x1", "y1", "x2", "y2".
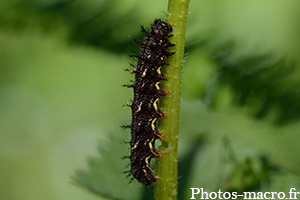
[
  {"x1": 178, "y1": 100, "x2": 300, "y2": 199},
  {"x1": 72, "y1": 134, "x2": 144, "y2": 200}
]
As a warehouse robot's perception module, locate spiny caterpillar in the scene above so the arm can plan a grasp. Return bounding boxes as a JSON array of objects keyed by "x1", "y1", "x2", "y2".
[{"x1": 123, "y1": 19, "x2": 175, "y2": 186}]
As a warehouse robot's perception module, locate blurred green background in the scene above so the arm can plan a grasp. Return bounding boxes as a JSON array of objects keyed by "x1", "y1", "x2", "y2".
[{"x1": 1, "y1": 0, "x2": 300, "y2": 200}]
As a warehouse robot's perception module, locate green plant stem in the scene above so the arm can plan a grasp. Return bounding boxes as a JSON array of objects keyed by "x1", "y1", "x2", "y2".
[{"x1": 154, "y1": 0, "x2": 190, "y2": 200}]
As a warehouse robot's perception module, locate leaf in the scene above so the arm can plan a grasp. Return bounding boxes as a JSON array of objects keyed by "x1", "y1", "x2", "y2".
[
  {"x1": 72, "y1": 133, "x2": 145, "y2": 200},
  {"x1": 178, "y1": 100, "x2": 300, "y2": 199},
  {"x1": 185, "y1": 39, "x2": 300, "y2": 125}
]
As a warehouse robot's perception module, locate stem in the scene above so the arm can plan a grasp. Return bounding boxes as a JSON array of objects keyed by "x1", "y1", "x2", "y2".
[{"x1": 154, "y1": 0, "x2": 190, "y2": 200}]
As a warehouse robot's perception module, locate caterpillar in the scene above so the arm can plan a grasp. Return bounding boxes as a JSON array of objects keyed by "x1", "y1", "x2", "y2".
[{"x1": 123, "y1": 19, "x2": 175, "y2": 186}]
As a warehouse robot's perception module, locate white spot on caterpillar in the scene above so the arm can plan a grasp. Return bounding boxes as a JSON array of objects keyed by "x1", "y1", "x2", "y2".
[
  {"x1": 153, "y1": 98, "x2": 159, "y2": 111},
  {"x1": 129, "y1": 141, "x2": 139, "y2": 151},
  {"x1": 155, "y1": 82, "x2": 160, "y2": 90},
  {"x1": 148, "y1": 138, "x2": 154, "y2": 149},
  {"x1": 145, "y1": 156, "x2": 151, "y2": 166},
  {"x1": 157, "y1": 67, "x2": 161, "y2": 75},
  {"x1": 151, "y1": 118, "x2": 157, "y2": 130},
  {"x1": 135, "y1": 102, "x2": 143, "y2": 113},
  {"x1": 141, "y1": 69, "x2": 147, "y2": 78}
]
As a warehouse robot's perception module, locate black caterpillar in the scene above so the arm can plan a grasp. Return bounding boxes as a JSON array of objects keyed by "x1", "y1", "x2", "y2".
[{"x1": 123, "y1": 19, "x2": 175, "y2": 186}]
